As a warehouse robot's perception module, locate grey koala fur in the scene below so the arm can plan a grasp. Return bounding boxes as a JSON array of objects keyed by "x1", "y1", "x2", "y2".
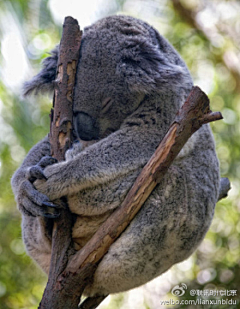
[{"x1": 11, "y1": 15, "x2": 220, "y2": 296}]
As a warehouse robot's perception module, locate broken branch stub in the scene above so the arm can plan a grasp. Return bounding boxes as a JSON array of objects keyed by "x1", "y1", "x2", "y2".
[{"x1": 49, "y1": 16, "x2": 82, "y2": 162}]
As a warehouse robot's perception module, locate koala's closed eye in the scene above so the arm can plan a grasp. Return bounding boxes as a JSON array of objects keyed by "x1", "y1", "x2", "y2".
[{"x1": 73, "y1": 112, "x2": 99, "y2": 141}]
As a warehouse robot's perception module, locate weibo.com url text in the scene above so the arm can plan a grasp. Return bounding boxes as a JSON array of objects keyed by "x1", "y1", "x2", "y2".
[{"x1": 160, "y1": 298, "x2": 237, "y2": 306}]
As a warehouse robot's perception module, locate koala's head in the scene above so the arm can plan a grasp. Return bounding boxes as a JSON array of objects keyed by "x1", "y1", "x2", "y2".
[{"x1": 24, "y1": 15, "x2": 191, "y2": 141}]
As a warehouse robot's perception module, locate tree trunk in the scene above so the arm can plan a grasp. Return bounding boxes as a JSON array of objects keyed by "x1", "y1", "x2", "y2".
[{"x1": 39, "y1": 16, "x2": 82, "y2": 309}]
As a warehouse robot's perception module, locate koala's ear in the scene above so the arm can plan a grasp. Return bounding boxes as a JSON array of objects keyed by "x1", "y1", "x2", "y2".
[
  {"x1": 116, "y1": 31, "x2": 188, "y2": 94},
  {"x1": 23, "y1": 45, "x2": 59, "y2": 96}
]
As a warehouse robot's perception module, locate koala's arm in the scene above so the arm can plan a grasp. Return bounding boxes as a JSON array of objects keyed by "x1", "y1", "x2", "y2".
[
  {"x1": 21, "y1": 215, "x2": 52, "y2": 274},
  {"x1": 35, "y1": 127, "x2": 149, "y2": 202}
]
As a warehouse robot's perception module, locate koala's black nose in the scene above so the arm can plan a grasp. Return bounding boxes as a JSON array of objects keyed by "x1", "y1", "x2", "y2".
[{"x1": 73, "y1": 112, "x2": 99, "y2": 141}]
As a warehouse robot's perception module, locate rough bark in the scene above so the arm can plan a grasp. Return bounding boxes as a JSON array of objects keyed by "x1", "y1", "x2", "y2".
[{"x1": 39, "y1": 16, "x2": 82, "y2": 309}]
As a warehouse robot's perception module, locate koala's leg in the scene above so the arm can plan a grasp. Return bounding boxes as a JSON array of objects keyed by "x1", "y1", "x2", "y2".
[{"x1": 22, "y1": 215, "x2": 52, "y2": 274}]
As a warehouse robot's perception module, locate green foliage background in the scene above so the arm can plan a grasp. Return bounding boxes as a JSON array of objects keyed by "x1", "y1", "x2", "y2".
[{"x1": 0, "y1": 0, "x2": 239, "y2": 308}]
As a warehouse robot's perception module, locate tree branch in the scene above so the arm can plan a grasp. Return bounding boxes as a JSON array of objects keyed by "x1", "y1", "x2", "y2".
[{"x1": 39, "y1": 16, "x2": 82, "y2": 309}]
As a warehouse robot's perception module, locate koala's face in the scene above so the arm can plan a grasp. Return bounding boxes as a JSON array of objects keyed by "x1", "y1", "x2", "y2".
[{"x1": 73, "y1": 30, "x2": 145, "y2": 141}]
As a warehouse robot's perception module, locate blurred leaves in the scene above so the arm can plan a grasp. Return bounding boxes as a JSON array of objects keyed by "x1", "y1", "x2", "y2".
[{"x1": 0, "y1": 0, "x2": 240, "y2": 308}]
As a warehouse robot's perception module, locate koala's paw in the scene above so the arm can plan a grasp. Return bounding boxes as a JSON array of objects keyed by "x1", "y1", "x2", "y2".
[{"x1": 17, "y1": 156, "x2": 61, "y2": 218}]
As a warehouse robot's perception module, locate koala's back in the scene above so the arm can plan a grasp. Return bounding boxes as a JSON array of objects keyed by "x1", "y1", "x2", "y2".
[{"x1": 82, "y1": 124, "x2": 219, "y2": 296}]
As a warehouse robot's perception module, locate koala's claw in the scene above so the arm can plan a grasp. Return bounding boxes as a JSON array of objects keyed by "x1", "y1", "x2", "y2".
[
  {"x1": 42, "y1": 201, "x2": 59, "y2": 208},
  {"x1": 42, "y1": 200, "x2": 60, "y2": 217},
  {"x1": 42, "y1": 201, "x2": 64, "y2": 218}
]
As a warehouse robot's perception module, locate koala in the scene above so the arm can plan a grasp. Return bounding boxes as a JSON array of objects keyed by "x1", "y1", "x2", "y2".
[{"x1": 11, "y1": 15, "x2": 220, "y2": 296}]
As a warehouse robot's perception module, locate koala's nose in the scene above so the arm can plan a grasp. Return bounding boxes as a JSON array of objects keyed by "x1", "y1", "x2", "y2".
[{"x1": 74, "y1": 112, "x2": 99, "y2": 141}]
